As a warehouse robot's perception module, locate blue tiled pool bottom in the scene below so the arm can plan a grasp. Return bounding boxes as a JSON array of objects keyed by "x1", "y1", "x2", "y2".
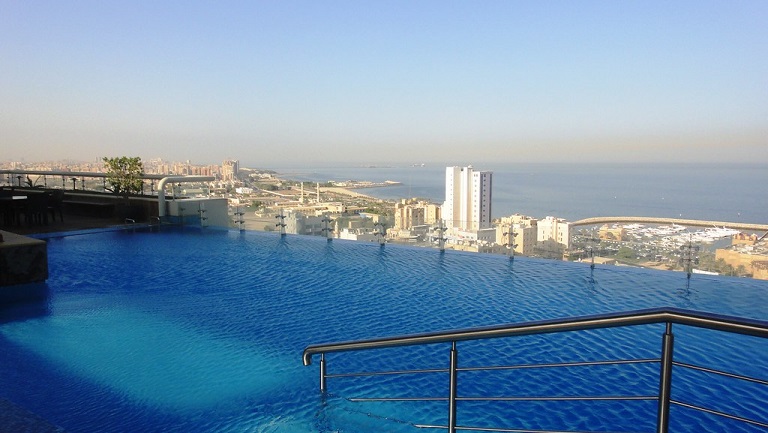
[{"x1": 1, "y1": 228, "x2": 766, "y2": 432}]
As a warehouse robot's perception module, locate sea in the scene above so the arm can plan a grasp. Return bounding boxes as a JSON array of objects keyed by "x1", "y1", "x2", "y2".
[{"x1": 273, "y1": 163, "x2": 768, "y2": 225}]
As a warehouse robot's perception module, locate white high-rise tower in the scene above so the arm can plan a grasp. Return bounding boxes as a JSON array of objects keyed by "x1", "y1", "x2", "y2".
[{"x1": 442, "y1": 165, "x2": 492, "y2": 231}]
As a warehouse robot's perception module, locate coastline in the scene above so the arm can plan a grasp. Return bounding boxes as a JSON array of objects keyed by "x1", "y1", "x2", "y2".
[
  {"x1": 318, "y1": 187, "x2": 378, "y2": 200},
  {"x1": 274, "y1": 164, "x2": 768, "y2": 224}
]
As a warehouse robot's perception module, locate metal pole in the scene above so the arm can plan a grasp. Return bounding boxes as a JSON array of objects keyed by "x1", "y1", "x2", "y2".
[
  {"x1": 448, "y1": 341, "x2": 458, "y2": 433},
  {"x1": 319, "y1": 353, "x2": 327, "y2": 393},
  {"x1": 657, "y1": 322, "x2": 674, "y2": 433}
]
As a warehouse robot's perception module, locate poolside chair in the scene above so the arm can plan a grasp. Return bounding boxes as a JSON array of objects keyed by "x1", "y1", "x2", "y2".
[
  {"x1": 0, "y1": 190, "x2": 22, "y2": 226},
  {"x1": 48, "y1": 190, "x2": 65, "y2": 222},
  {"x1": 24, "y1": 193, "x2": 49, "y2": 226}
]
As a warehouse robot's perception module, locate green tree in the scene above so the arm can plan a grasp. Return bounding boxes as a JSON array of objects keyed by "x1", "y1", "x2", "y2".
[
  {"x1": 103, "y1": 156, "x2": 144, "y2": 198},
  {"x1": 616, "y1": 246, "x2": 635, "y2": 260}
]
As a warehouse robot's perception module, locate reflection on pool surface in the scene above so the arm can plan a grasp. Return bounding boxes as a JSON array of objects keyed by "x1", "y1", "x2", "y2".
[{"x1": 0, "y1": 227, "x2": 766, "y2": 432}]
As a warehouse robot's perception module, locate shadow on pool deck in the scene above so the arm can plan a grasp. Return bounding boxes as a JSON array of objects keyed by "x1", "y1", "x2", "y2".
[{"x1": 1, "y1": 211, "x2": 127, "y2": 237}]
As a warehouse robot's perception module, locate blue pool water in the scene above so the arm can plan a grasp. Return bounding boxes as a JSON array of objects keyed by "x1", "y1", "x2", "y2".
[{"x1": 1, "y1": 227, "x2": 767, "y2": 432}]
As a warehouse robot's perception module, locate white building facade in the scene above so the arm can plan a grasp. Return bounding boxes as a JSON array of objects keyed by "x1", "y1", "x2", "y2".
[
  {"x1": 537, "y1": 216, "x2": 571, "y2": 251},
  {"x1": 443, "y1": 166, "x2": 492, "y2": 231}
]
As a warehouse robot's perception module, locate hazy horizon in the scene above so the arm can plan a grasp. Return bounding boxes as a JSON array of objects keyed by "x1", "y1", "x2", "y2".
[{"x1": 3, "y1": 1, "x2": 767, "y2": 166}]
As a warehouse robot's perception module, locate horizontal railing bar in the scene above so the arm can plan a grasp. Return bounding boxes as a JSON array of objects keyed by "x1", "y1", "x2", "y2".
[
  {"x1": 0, "y1": 169, "x2": 167, "y2": 180},
  {"x1": 457, "y1": 396, "x2": 657, "y2": 402},
  {"x1": 349, "y1": 397, "x2": 448, "y2": 402},
  {"x1": 347, "y1": 395, "x2": 656, "y2": 403},
  {"x1": 303, "y1": 308, "x2": 768, "y2": 365},
  {"x1": 326, "y1": 367, "x2": 448, "y2": 379},
  {"x1": 327, "y1": 359, "x2": 660, "y2": 379},
  {"x1": 459, "y1": 358, "x2": 660, "y2": 372},
  {"x1": 671, "y1": 400, "x2": 768, "y2": 429},
  {"x1": 673, "y1": 361, "x2": 768, "y2": 386},
  {"x1": 414, "y1": 423, "x2": 647, "y2": 432}
]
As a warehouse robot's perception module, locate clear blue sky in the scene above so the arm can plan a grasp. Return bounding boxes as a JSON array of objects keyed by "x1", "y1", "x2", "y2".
[{"x1": 2, "y1": 1, "x2": 766, "y2": 167}]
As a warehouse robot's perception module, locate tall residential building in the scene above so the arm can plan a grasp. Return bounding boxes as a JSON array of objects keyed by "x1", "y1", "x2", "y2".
[
  {"x1": 442, "y1": 166, "x2": 492, "y2": 231},
  {"x1": 222, "y1": 159, "x2": 239, "y2": 181}
]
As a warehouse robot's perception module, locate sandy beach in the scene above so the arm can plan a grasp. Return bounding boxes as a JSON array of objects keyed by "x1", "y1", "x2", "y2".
[{"x1": 318, "y1": 187, "x2": 378, "y2": 200}]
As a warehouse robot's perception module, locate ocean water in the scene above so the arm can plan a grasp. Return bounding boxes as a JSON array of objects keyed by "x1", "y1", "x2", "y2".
[
  {"x1": 1, "y1": 227, "x2": 767, "y2": 432},
  {"x1": 275, "y1": 163, "x2": 768, "y2": 224}
]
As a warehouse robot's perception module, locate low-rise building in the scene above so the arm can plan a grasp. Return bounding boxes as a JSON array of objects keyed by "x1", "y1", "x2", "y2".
[
  {"x1": 753, "y1": 261, "x2": 768, "y2": 280},
  {"x1": 444, "y1": 227, "x2": 501, "y2": 253},
  {"x1": 285, "y1": 211, "x2": 326, "y2": 236},
  {"x1": 732, "y1": 232, "x2": 759, "y2": 246},
  {"x1": 393, "y1": 199, "x2": 441, "y2": 231},
  {"x1": 599, "y1": 224, "x2": 626, "y2": 241},
  {"x1": 496, "y1": 214, "x2": 537, "y2": 256},
  {"x1": 537, "y1": 216, "x2": 571, "y2": 254},
  {"x1": 338, "y1": 228, "x2": 380, "y2": 242},
  {"x1": 715, "y1": 236, "x2": 768, "y2": 278}
]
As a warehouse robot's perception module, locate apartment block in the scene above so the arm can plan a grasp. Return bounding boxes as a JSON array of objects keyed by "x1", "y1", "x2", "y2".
[
  {"x1": 222, "y1": 159, "x2": 239, "y2": 182},
  {"x1": 537, "y1": 216, "x2": 571, "y2": 251},
  {"x1": 442, "y1": 166, "x2": 492, "y2": 231},
  {"x1": 393, "y1": 199, "x2": 441, "y2": 231},
  {"x1": 496, "y1": 214, "x2": 538, "y2": 256}
]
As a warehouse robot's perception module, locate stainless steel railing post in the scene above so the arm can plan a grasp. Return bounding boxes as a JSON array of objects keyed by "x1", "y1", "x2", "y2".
[
  {"x1": 320, "y1": 353, "x2": 327, "y2": 393},
  {"x1": 448, "y1": 341, "x2": 458, "y2": 433},
  {"x1": 657, "y1": 322, "x2": 674, "y2": 433}
]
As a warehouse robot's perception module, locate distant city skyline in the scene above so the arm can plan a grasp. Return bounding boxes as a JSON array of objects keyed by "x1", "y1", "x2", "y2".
[{"x1": 2, "y1": 1, "x2": 767, "y2": 166}]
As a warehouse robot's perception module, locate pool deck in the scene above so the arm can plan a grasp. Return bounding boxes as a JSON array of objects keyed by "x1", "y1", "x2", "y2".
[
  {"x1": 1, "y1": 210, "x2": 124, "y2": 295},
  {"x1": 0, "y1": 230, "x2": 48, "y2": 288},
  {"x1": 1, "y1": 211, "x2": 120, "y2": 237}
]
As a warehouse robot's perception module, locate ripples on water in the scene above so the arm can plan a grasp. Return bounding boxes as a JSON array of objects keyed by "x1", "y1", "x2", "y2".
[{"x1": 0, "y1": 227, "x2": 766, "y2": 432}]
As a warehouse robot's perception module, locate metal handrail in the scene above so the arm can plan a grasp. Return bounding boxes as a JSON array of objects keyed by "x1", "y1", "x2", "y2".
[
  {"x1": 303, "y1": 307, "x2": 768, "y2": 366},
  {"x1": 0, "y1": 169, "x2": 166, "y2": 180},
  {"x1": 302, "y1": 308, "x2": 768, "y2": 433}
]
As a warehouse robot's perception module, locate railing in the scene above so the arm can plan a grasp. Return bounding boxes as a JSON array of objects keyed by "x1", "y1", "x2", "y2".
[
  {"x1": 1, "y1": 169, "x2": 166, "y2": 194},
  {"x1": 303, "y1": 308, "x2": 768, "y2": 433}
]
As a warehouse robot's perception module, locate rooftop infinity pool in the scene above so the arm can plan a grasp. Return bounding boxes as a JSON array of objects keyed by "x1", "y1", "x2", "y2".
[{"x1": 0, "y1": 227, "x2": 766, "y2": 432}]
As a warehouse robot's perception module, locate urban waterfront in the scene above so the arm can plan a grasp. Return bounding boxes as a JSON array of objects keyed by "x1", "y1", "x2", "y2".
[
  {"x1": 274, "y1": 163, "x2": 768, "y2": 225},
  {"x1": 2, "y1": 160, "x2": 768, "y2": 431},
  {"x1": 263, "y1": 162, "x2": 768, "y2": 277},
  {"x1": 3, "y1": 160, "x2": 767, "y2": 278},
  {"x1": 4, "y1": 161, "x2": 765, "y2": 225}
]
